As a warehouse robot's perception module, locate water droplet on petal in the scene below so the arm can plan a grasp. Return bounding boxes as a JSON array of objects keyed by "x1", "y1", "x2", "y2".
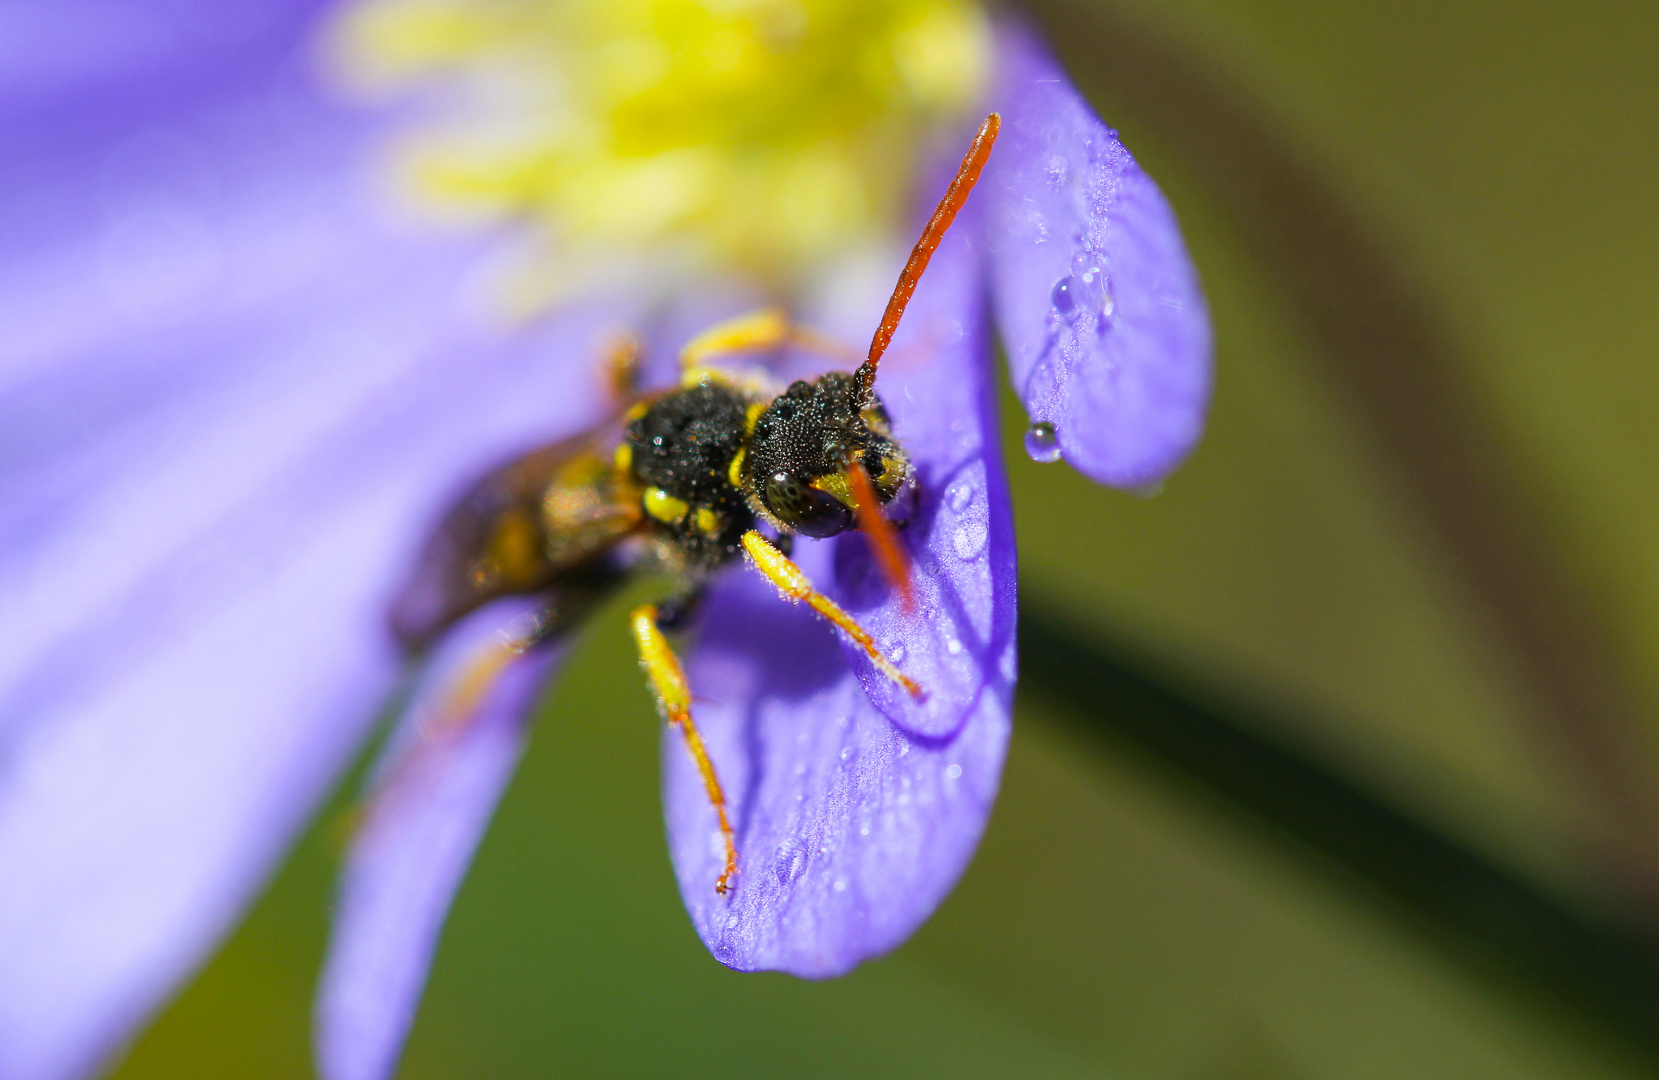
[
  {"x1": 1025, "y1": 421, "x2": 1062, "y2": 463},
  {"x1": 946, "y1": 481, "x2": 975, "y2": 512},
  {"x1": 887, "y1": 641, "x2": 906, "y2": 663},
  {"x1": 833, "y1": 879, "x2": 847, "y2": 892},
  {"x1": 953, "y1": 521, "x2": 988, "y2": 560},
  {"x1": 1070, "y1": 250, "x2": 1111, "y2": 318},
  {"x1": 945, "y1": 763, "x2": 963, "y2": 780},
  {"x1": 945, "y1": 635, "x2": 963, "y2": 655},
  {"x1": 1050, "y1": 275, "x2": 1080, "y2": 320}
]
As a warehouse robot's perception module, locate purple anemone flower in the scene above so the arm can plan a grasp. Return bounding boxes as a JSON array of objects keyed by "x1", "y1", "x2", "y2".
[{"x1": 0, "y1": 5, "x2": 1209, "y2": 1080}]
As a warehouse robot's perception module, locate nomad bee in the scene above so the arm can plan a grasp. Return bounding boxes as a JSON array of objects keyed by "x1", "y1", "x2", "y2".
[{"x1": 389, "y1": 116, "x2": 1000, "y2": 895}]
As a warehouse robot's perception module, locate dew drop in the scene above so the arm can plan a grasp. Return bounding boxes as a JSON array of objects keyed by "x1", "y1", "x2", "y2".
[
  {"x1": 953, "y1": 521, "x2": 988, "y2": 560},
  {"x1": 833, "y1": 879, "x2": 847, "y2": 892},
  {"x1": 945, "y1": 763, "x2": 963, "y2": 780},
  {"x1": 946, "y1": 480, "x2": 975, "y2": 512},
  {"x1": 945, "y1": 635, "x2": 964, "y2": 656},
  {"x1": 1069, "y1": 251, "x2": 1111, "y2": 318},
  {"x1": 840, "y1": 746, "x2": 855, "y2": 763},
  {"x1": 1050, "y1": 276, "x2": 1080, "y2": 321},
  {"x1": 1025, "y1": 421, "x2": 1062, "y2": 463}
]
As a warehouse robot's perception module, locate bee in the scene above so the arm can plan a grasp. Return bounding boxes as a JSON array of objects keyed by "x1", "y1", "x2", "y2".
[{"x1": 388, "y1": 115, "x2": 1000, "y2": 896}]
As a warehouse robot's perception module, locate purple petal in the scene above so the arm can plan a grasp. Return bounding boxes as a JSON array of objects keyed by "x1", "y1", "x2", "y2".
[
  {"x1": 832, "y1": 203, "x2": 1015, "y2": 739},
  {"x1": 668, "y1": 553, "x2": 1014, "y2": 976},
  {"x1": 983, "y1": 20, "x2": 1212, "y2": 488},
  {"x1": 0, "y1": 13, "x2": 625, "y2": 1076},
  {"x1": 665, "y1": 205, "x2": 1016, "y2": 974},
  {"x1": 315, "y1": 600, "x2": 563, "y2": 1080}
]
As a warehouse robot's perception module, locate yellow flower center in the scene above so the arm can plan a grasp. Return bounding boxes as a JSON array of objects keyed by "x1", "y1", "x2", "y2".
[{"x1": 328, "y1": 0, "x2": 988, "y2": 307}]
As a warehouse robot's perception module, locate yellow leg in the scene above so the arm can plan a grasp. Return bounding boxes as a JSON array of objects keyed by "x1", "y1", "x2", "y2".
[
  {"x1": 630, "y1": 604, "x2": 738, "y2": 895},
  {"x1": 739, "y1": 531, "x2": 924, "y2": 700},
  {"x1": 679, "y1": 308, "x2": 790, "y2": 386},
  {"x1": 603, "y1": 329, "x2": 643, "y2": 404},
  {"x1": 679, "y1": 308, "x2": 861, "y2": 387},
  {"x1": 346, "y1": 617, "x2": 544, "y2": 842},
  {"x1": 420, "y1": 631, "x2": 531, "y2": 742}
]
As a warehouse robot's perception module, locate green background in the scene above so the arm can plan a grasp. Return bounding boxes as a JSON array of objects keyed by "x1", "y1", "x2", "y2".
[{"x1": 110, "y1": 0, "x2": 1659, "y2": 1076}]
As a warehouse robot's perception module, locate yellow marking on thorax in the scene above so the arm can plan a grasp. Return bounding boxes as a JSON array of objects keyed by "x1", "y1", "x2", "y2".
[
  {"x1": 643, "y1": 486, "x2": 690, "y2": 524},
  {"x1": 726, "y1": 401, "x2": 768, "y2": 489}
]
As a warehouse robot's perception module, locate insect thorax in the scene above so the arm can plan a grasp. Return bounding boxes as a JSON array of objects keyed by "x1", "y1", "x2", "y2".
[{"x1": 623, "y1": 382, "x2": 758, "y2": 569}]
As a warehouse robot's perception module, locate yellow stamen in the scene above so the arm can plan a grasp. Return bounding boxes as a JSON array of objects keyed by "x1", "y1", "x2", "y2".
[{"x1": 328, "y1": 0, "x2": 989, "y2": 302}]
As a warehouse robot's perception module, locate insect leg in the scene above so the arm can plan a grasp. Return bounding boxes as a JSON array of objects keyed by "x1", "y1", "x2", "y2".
[
  {"x1": 603, "y1": 330, "x2": 644, "y2": 404},
  {"x1": 679, "y1": 307, "x2": 791, "y2": 385},
  {"x1": 679, "y1": 308, "x2": 861, "y2": 386},
  {"x1": 630, "y1": 603, "x2": 738, "y2": 895},
  {"x1": 347, "y1": 602, "x2": 558, "y2": 843},
  {"x1": 738, "y1": 530, "x2": 923, "y2": 700}
]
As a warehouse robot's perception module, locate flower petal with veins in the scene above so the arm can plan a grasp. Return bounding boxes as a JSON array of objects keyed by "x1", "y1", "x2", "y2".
[
  {"x1": 669, "y1": 537, "x2": 1014, "y2": 976},
  {"x1": 832, "y1": 198, "x2": 1014, "y2": 740},
  {"x1": 0, "y1": 6, "x2": 620, "y2": 1074},
  {"x1": 983, "y1": 20, "x2": 1212, "y2": 488},
  {"x1": 316, "y1": 599, "x2": 567, "y2": 1080}
]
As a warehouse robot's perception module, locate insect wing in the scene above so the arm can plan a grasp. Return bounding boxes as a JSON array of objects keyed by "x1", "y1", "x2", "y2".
[{"x1": 389, "y1": 431, "x2": 641, "y2": 650}]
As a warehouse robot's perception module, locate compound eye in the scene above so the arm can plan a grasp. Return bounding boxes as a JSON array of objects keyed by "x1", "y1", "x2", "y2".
[{"x1": 763, "y1": 472, "x2": 854, "y2": 538}]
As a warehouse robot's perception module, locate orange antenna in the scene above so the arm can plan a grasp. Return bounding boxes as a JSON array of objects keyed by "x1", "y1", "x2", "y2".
[
  {"x1": 854, "y1": 113, "x2": 1001, "y2": 405},
  {"x1": 844, "y1": 461, "x2": 915, "y2": 612}
]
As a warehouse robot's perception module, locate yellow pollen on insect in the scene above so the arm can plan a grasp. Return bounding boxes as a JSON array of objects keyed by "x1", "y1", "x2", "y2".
[
  {"x1": 327, "y1": 0, "x2": 989, "y2": 305},
  {"x1": 644, "y1": 486, "x2": 690, "y2": 523},
  {"x1": 613, "y1": 442, "x2": 634, "y2": 474},
  {"x1": 695, "y1": 507, "x2": 721, "y2": 535}
]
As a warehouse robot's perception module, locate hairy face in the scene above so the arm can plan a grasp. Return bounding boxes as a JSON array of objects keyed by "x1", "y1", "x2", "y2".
[{"x1": 746, "y1": 373, "x2": 909, "y2": 537}]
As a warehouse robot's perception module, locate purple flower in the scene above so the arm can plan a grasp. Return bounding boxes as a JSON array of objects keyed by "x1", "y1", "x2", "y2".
[{"x1": 0, "y1": 4, "x2": 1209, "y2": 1080}]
